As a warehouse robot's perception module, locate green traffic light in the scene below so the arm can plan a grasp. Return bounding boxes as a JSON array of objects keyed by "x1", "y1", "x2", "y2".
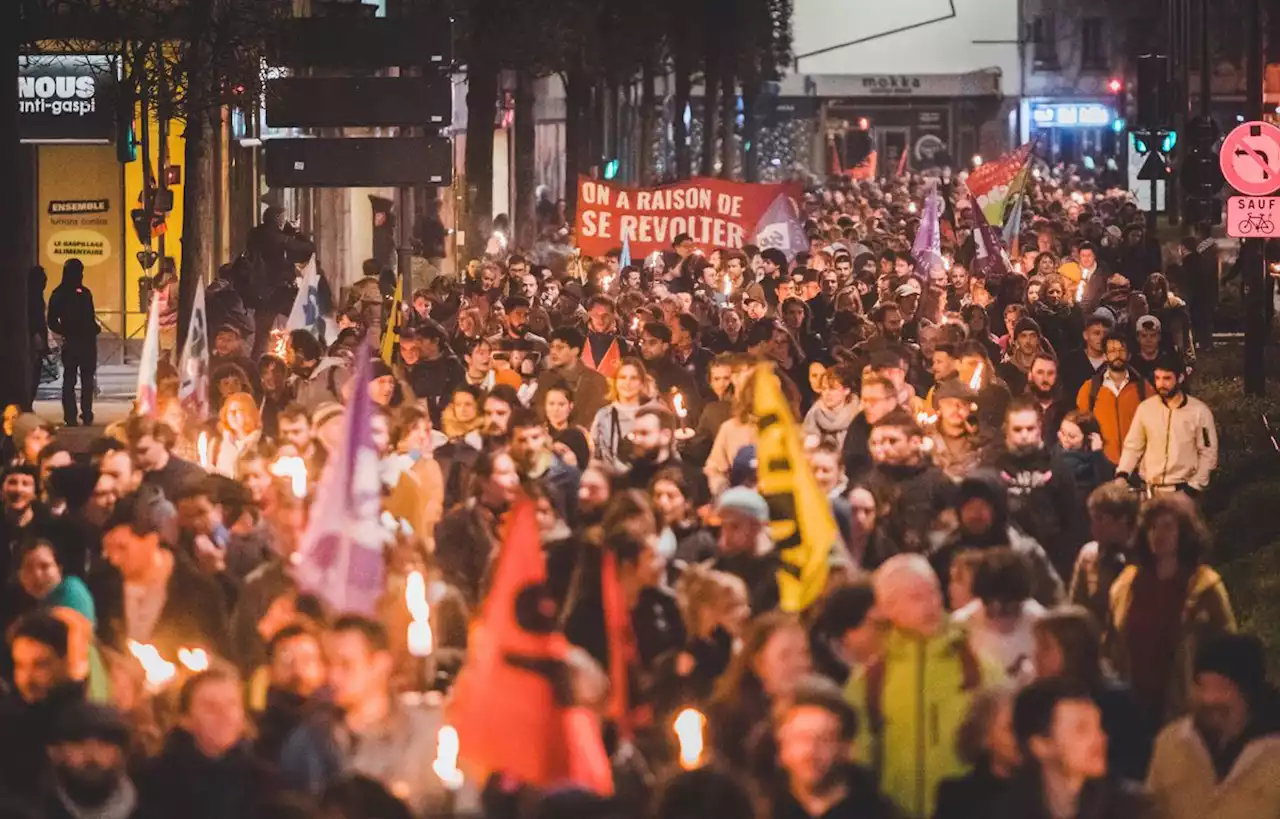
[{"x1": 604, "y1": 159, "x2": 619, "y2": 180}]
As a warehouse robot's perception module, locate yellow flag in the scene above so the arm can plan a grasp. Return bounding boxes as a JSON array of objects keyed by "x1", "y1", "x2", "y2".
[
  {"x1": 381, "y1": 279, "x2": 402, "y2": 365},
  {"x1": 753, "y1": 364, "x2": 838, "y2": 612}
]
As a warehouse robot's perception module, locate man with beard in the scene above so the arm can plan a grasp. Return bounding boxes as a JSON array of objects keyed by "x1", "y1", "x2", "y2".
[
  {"x1": 403, "y1": 324, "x2": 465, "y2": 426},
  {"x1": 36, "y1": 701, "x2": 146, "y2": 819},
  {"x1": 998, "y1": 316, "x2": 1047, "y2": 396},
  {"x1": 991, "y1": 399, "x2": 1085, "y2": 583},
  {"x1": 869, "y1": 301, "x2": 905, "y2": 345},
  {"x1": 625, "y1": 406, "x2": 708, "y2": 504},
  {"x1": 480, "y1": 384, "x2": 521, "y2": 450},
  {"x1": 509, "y1": 409, "x2": 580, "y2": 524},
  {"x1": 0, "y1": 464, "x2": 49, "y2": 583},
  {"x1": 669, "y1": 313, "x2": 715, "y2": 399},
  {"x1": 929, "y1": 380, "x2": 990, "y2": 481},
  {"x1": 1025, "y1": 351, "x2": 1071, "y2": 440},
  {"x1": 288, "y1": 330, "x2": 344, "y2": 412},
  {"x1": 1075, "y1": 332, "x2": 1147, "y2": 464},
  {"x1": 866, "y1": 410, "x2": 954, "y2": 555},
  {"x1": 0, "y1": 613, "x2": 86, "y2": 800},
  {"x1": 582, "y1": 295, "x2": 630, "y2": 378},
  {"x1": 433, "y1": 450, "x2": 521, "y2": 604},
  {"x1": 254, "y1": 623, "x2": 328, "y2": 763},
  {"x1": 490, "y1": 296, "x2": 549, "y2": 359},
  {"x1": 532, "y1": 327, "x2": 610, "y2": 428},
  {"x1": 1146, "y1": 634, "x2": 1280, "y2": 819},
  {"x1": 639, "y1": 322, "x2": 703, "y2": 423},
  {"x1": 1117, "y1": 356, "x2": 1217, "y2": 496}
]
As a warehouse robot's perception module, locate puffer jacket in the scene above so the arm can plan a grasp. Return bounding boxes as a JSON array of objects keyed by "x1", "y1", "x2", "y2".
[
  {"x1": 1117, "y1": 392, "x2": 1218, "y2": 491},
  {"x1": 1104, "y1": 563, "x2": 1236, "y2": 723},
  {"x1": 844, "y1": 625, "x2": 1003, "y2": 819}
]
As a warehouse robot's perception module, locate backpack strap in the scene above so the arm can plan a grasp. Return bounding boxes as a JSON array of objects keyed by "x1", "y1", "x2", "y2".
[{"x1": 1087, "y1": 372, "x2": 1103, "y2": 413}]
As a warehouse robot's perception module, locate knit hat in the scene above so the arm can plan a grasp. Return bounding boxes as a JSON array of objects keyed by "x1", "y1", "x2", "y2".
[
  {"x1": 933, "y1": 378, "x2": 977, "y2": 403},
  {"x1": 1135, "y1": 314, "x2": 1162, "y2": 333},
  {"x1": 715, "y1": 485, "x2": 769, "y2": 523},
  {"x1": 46, "y1": 576, "x2": 97, "y2": 627},
  {"x1": 729, "y1": 445, "x2": 759, "y2": 489},
  {"x1": 312, "y1": 402, "x2": 345, "y2": 429},
  {"x1": 1194, "y1": 633, "x2": 1269, "y2": 702},
  {"x1": 50, "y1": 701, "x2": 131, "y2": 748},
  {"x1": 1013, "y1": 316, "x2": 1042, "y2": 338},
  {"x1": 12, "y1": 413, "x2": 51, "y2": 450}
]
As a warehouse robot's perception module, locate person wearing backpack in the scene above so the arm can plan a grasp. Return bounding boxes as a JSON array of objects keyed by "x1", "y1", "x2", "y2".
[
  {"x1": 844, "y1": 554, "x2": 1003, "y2": 819},
  {"x1": 1075, "y1": 332, "x2": 1146, "y2": 464}
]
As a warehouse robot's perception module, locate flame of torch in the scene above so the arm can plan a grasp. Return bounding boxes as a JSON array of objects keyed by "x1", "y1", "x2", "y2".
[
  {"x1": 405, "y1": 570, "x2": 434, "y2": 658},
  {"x1": 177, "y1": 647, "x2": 210, "y2": 672},
  {"x1": 969, "y1": 362, "x2": 985, "y2": 391},
  {"x1": 916, "y1": 411, "x2": 938, "y2": 426},
  {"x1": 674, "y1": 708, "x2": 706, "y2": 770},
  {"x1": 196, "y1": 432, "x2": 210, "y2": 470},
  {"x1": 128, "y1": 641, "x2": 176, "y2": 690},
  {"x1": 269, "y1": 329, "x2": 289, "y2": 360},
  {"x1": 270, "y1": 456, "x2": 309, "y2": 499},
  {"x1": 433, "y1": 725, "x2": 465, "y2": 791},
  {"x1": 722, "y1": 275, "x2": 733, "y2": 297},
  {"x1": 673, "y1": 392, "x2": 688, "y2": 420}
]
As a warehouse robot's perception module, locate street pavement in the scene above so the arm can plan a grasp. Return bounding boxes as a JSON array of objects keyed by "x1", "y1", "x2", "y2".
[{"x1": 34, "y1": 363, "x2": 137, "y2": 452}]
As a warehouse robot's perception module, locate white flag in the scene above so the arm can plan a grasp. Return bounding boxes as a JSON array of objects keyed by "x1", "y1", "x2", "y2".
[
  {"x1": 177, "y1": 277, "x2": 210, "y2": 421},
  {"x1": 136, "y1": 295, "x2": 161, "y2": 418},
  {"x1": 287, "y1": 255, "x2": 323, "y2": 336}
]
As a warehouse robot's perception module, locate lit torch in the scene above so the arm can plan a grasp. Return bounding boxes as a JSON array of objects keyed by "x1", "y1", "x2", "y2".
[
  {"x1": 270, "y1": 456, "x2": 309, "y2": 499},
  {"x1": 433, "y1": 725, "x2": 465, "y2": 791},
  {"x1": 968, "y1": 362, "x2": 985, "y2": 391},
  {"x1": 196, "y1": 432, "x2": 210, "y2": 470},
  {"x1": 405, "y1": 570, "x2": 434, "y2": 658},
  {"x1": 269, "y1": 329, "x2": 289, "y2": 360},
  {"x1": 128, "y1": 641, "x2": 176, "y2": 691},
  {"x1": 673, "y1": 708, "x2": 707, "y2": 770},
  {"x1": 916, "y1": 411, "x2": 938, "y2": 427},
  {"x1": 722, "y1": 275, "x2": 733, "y2": 298},
  {"x1": 177, "y1": 647, "x2": 210, "y2": 672}
]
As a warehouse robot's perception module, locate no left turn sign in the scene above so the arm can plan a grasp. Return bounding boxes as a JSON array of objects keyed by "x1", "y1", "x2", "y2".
[{"x1": 1221, "y1": 121, "x2": 1280, "y2": 197}]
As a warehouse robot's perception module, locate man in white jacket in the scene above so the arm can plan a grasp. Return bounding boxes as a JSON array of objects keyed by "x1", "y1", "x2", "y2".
[
  {"x1": 1116, "y1": 356, "x2": 1217, "y2": 495},
  {"x1": 1146, "y1": 634, "x2": 1280, "y2": 819}
]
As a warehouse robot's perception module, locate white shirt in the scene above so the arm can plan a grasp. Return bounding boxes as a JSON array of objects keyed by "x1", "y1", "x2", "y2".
[
  {"x1": 953, "y1": 598, "x2": 1046, "y2": 679},
  {"x1": 1100, "y1": 369, "x2": 1131, "y2": 398}
]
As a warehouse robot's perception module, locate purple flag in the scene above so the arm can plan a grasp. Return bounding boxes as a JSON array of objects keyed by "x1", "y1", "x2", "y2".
[
  {"x1": 294, "y1": 340, "x2": 388, "y2": 615},
  {"x1": 754, "y1": 193, "x2": 809, "y2": 260},
  {"x1": 973, "y1": 202, "x2": 1013, "y2": 281},
  {"x1": 911, "y1": 184, "x2": 944, "y2": 278}
]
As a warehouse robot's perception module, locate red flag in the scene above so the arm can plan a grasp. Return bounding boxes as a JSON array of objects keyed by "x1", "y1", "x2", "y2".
[
  {"x1": 449, "y1": 499, "x2": 613, "y2": 794},
  {"x1": 895, "y1": 147, "x2": 909, "y2": 177},
  {"x1": 829, "y1": 136, "x2": 843, "y2": 174},
  {"x1": 846, "y1": 151, "x2": 878, "y2": 181}
]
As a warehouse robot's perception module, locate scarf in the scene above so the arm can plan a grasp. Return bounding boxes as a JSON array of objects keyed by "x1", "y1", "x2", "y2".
[
  {"x1": 55, "y1": 779, "x2": 138, "y2": 819},
  {"x1": 805, "y1": 401, "x2": 859, "y2": 437}
]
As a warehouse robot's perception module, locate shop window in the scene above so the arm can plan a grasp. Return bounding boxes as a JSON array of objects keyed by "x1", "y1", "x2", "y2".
[
  {"x1": 1031, "y1": 15, "x2": 1059, "y2": 72},
  {"x1": 1082, "y1": 18, "x2": 1108, "y2": 71}
]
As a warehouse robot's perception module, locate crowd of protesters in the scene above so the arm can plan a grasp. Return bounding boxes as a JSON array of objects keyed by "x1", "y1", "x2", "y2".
[{"x1": 1, "y1": 158, "x2": 1277, "y2": 819}]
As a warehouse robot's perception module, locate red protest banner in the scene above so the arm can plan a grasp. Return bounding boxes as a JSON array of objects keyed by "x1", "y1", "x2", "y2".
[{"x1": 574, "y1": 176, "x2": 803, "y2": 258}]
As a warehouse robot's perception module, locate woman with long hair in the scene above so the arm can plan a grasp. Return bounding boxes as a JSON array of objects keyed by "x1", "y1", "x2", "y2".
[
  {"x1": 651, "y1": 466, "x2": 716, "y2": 568},
  {"x1": 542, "y1": 383, "x2": 591, "y2": 469},
  {"x1": 1103, "y1": 494, "x2": 1235, "y2": 725},
  {"x1": 1033, "y1": 606, "x2": 1153, "y2": 782},
  {"x1": 589, "y1": 357, "x2": 650, "y2": 471},
  {"x1": 211, "y1": 392, "x2": 262, "y2": 478},
  {"x1": 707, "y1": 611, "x2": 811, "y2": 779},
  {"x1": 705, "y1": 367, "x2": 762, "y2": 496},
  {"x1": 652, "y1": 565, "x2": 749, "y2": 716}
]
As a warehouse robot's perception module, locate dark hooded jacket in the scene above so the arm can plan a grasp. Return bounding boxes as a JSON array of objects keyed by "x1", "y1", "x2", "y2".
[
  {"x1": 991, "y1": 444, "x2": 1088, "y2": 583},
  {"x1": 47, "y1": 262, "x2": 100, "y2": 341},
  {"x1": 932, "y1": 471, "x2": 1064, "y2": 608}
]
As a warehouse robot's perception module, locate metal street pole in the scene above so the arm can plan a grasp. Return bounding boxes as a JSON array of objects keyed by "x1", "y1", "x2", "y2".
[{"x1": 1243, "y1": 0, "x2": 1265, "y2": 396}]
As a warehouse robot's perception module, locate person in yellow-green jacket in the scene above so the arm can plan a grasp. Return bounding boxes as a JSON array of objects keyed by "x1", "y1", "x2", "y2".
[{"x1": 844, "y1": 553, "x2": 1003, "y2": 819}]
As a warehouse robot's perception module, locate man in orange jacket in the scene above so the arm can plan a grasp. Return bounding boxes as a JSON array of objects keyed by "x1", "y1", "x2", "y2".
[{"x1": 1075, "y1": 333, "x2": 1148, "y2": 463}]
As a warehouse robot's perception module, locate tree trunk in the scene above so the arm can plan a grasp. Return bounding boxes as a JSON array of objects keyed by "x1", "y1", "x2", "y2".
[
  {"x1": 564, "y1": 65, "x2": 588, "y2": 222},
  {"x1": 673, "y1": 44, "x2": 692, "y2": 180},
  {"x1": 0, "y1": 0, "x2": 30, "y2": 410},
  {"x1": 464, "y1": 57, "x2": 498, "y2": 259},
  {"x1": 742, "y1": 73, "x2": 761, "y2": 182},
  {"x1": 699, "y1": 53, "x2": 718, "y2": 177},
  {"x1": 513, "y1": 69, "x2": 537, "y2": 250},
  {"x1": 719, "y1": 69, "x2": 735, "y2": 179},
  {"x1": 178, "y1": 112, "x2": 215, "y2": 349},
  {"x1": 638, "y1": 60, "x2": 656, "y2": 185}
]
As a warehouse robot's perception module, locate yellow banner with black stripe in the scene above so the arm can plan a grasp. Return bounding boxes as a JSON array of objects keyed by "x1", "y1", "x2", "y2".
[
  {"x1": 753, "y1": 363, "x2": 838, "y2": 612},
  {"x1": 381, "y1": 279, "x2": 402, "y2": 366}
]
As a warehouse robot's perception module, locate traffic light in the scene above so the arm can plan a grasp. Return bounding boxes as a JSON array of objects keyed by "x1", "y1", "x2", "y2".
[
  {"x1": 1135, "y1": 54, "x2": 1172, "y2": 132},
  {"x1": 1181, "y1": 115, "x2": 1224, "y2": 225},
  {"x1": 603, "y1": 159, "x2": 619, "y2": 180}
]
